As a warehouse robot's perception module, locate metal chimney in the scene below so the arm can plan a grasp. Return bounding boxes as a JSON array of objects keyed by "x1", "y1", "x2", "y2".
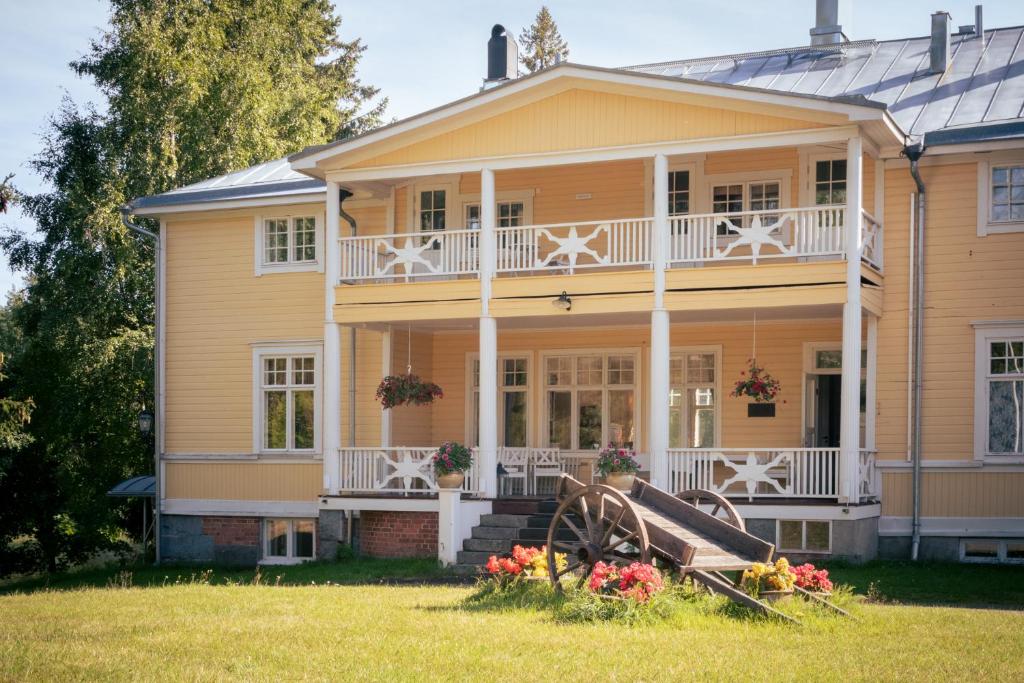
[
  {"x1": 810, "y1": 0, "x2": 847, "y2": 46},
  {"x1": 485, "y1": 24, "x2": 518, "y2": 85},
  {"x1": 930, "y1": 11, "x2": 952, "y2": 74}
]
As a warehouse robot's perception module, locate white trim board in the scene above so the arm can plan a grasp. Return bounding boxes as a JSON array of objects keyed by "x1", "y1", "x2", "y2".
[
  {"x1": 728, "y1": 503, "x2": 880, "y2": 522},
  {"x1": 162, "y1": 498, "x2": 319, "y2": 517},
  {"x1": 879, "y1": 516, "x2": 1024, "y2": 538},
  {"x1": 317, "y1": 496, "x2": 440, "y2": 513}
]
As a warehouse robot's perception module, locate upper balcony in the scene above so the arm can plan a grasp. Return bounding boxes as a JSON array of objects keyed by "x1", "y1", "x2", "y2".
[{"x1": 337, "y1": 204, "x2": 882, "y2": 284}]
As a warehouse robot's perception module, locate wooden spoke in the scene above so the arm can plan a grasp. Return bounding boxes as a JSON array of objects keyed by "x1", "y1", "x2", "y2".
[
  {"x1": 600, "y1": 506, "x2": 626, "y2": 547},
  {"x1": 555, "y1": 560, "x2": 583, "y2": 578},
  {"x1": 578, "y1": 496, "x2": 596, "y2": 540},
  {"x1": 560, "y1": 514, "x2": 587, "y2": 543},
  {"x1": 603, "y1": 530, "x2": 639, "y2": 553},
  {"x1": 553, "y1": 540, "x2": 582, "y2": 552}
]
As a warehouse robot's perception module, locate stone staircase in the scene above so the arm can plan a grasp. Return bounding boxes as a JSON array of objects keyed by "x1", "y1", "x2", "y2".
[{"x1": 453, "y1": 499, "x2": 562, "y2": 575}]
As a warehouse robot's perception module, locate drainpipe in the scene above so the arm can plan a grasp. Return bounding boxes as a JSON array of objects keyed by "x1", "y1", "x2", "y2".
[
  {"x1": 903, "y1": 142, "x2": 926, "y2": 561},
  {"x1": 338, "y1": 190, "x2": 358, "y2": 447},
  {"x1": 120, "y1": 205, "x2": 162, "y2": 565}
]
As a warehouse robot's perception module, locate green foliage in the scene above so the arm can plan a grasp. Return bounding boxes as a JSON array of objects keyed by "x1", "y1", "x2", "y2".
[
  {"x1": 518, "y1": 6, "x2": 569, "y2": 73},
  {"x1": 0, "y1": 0, "x2": 385, "y2": 576}
]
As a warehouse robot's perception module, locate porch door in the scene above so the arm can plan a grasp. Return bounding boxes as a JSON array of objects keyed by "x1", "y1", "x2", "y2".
[
  {"x1": 668, "y1": 352, "x2": 717, "y2": 448},
  {"x1": 806, "y1": 374, "x2": 842, "y2": 447}
]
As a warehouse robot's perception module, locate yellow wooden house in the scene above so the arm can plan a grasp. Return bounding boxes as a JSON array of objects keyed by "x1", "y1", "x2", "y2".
[{"x1": 132, "y1": 5, "x2": 1024, "y2": 567}]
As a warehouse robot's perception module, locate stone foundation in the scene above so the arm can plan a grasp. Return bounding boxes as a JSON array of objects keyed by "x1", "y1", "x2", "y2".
[
  {"x1": 744, "y1": 515, "x2": 879, "y2": 564},
  {"x1": 317, "y1": 510, "x2": 347, "y2": 561},
  {"x1": 878, "y1": 535, "x2": 960, "y2": 562},
  {"x1": 161, "y1": 514, "x2": 260, "y2": 565},
  {"x1": 358, "y1": 510, "x2": 438, "y2": 558}
]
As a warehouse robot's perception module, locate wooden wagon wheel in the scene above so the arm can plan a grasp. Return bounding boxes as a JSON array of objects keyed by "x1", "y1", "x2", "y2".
[
  {"x1": 676, "y1": 488, "x2": 746, "y2": 532},
  {"x1": 545, "y1": 484, "x2": 650, "y2": 592}
]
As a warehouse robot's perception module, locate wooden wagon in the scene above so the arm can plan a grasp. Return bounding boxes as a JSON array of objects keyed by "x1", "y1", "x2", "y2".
[{"x1": 545, "y1": 474, "x2": 847, "y2": 620}]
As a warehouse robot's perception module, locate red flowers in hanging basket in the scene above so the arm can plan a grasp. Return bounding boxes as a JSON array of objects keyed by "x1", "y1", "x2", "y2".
[
  {"x1": 375, "y1": 374, "x2": 443, "y2": 409},
  {"x1": 731, "y1": 358, "x2": 781, "y2": 403}
]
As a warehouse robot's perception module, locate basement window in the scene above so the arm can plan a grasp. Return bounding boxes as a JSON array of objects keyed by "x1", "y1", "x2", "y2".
[
  {"x1": 263, "y1": 519, "x2": 315, "y2": 564},
  {"x1": 960, "y1": 539, "x2": 1024, "y2": 565},
  {"x1": 777, "y1": 520, "x2": 831, "y2": 554}
]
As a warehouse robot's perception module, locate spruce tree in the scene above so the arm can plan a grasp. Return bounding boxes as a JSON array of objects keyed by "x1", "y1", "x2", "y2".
[{"x1": 518, "y1": 6, "x2": 569, "y2": 73}]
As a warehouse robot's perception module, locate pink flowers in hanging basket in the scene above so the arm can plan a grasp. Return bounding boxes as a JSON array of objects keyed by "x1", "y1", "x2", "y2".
[
  {"x1": 731, "y1": 358, "x2": 781, "y2": 403},
  {"x1": 375, "y1": 374, "x2": 443, "y2": 410}
]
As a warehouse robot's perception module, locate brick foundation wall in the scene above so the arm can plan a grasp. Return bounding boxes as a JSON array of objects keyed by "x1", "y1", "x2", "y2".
[
  {"x1": 359, "y1": 511, "x2": 438, "y2": 558},
  {"x1": 201, "y1": 516, "x2": 260, "y2": 547}
]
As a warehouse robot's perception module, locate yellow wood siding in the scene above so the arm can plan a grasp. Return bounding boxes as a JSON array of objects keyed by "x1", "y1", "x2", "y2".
[
  {"x1": 164, "y1": 209, "x2": 325, "y2": 454},
  {"x1": 349, "y1": 89, "x2": 826, "y2": 169},
  {"x1": 164, "y1": 462, "x2": 321, "y2": 501},
  {"x1": 882, "y1": 471, "x2": 1024, "y2": 518}
]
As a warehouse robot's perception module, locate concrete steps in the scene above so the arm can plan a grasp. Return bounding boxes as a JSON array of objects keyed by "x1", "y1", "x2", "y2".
[{"x1": 452, "y1": 499, "x2": 560, "y2": 575}]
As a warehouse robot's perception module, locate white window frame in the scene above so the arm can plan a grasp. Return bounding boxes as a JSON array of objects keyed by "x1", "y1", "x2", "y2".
[
  {"x1": 959, "y1": 538, "x2": 1024, "y2": 565},
  {"x1": 261, "y1": 518, "x2": 317, "y2": 565},
  {"x1": 667, "y1": 168, "x2": 693, "y2": 217},
  {"x1": 801, "y1": 341, "x2": 867, "y2": 447},
  {"x1": 254, "y1": 213, "x2": 324, "y2": 276},
  {"x1": 978, "y1": 158, "x2": 1024, "y2": 236},
  {"x1": 776, "y1": 519, "x2": 832, "y2": 554},
  {"x1": 458, "y1": 190, "x2": 535, "y2": 229},
  {"x1": 539, "y1": 348, "x2": 641, "y2": 452},
  {"x1": 701, "y1": 169, "x2": 791, "y2": 239},
  {"x1": 973, "y1": 323, "x2": 1024, "y2": 463},
  {"x1": 669, "y1": 345, "x2": 722, "y2": 448},
  {"x1": 465, "y1": 353, "x2": 533, "y2": 448},
  {"x1": 252, "y1": 343, "x2": 323, "y2": 456},
  {"x1": 799, "y1": 151, "x2": 848, "y2": 207}
]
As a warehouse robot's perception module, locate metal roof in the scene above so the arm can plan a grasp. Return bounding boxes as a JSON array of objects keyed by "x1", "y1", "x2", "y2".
[
  {"x1": 626, "y1": 26, "x2": 1024, "y2": 138},
  {"x1": 107, "y1": 475, "x2": 156, "y2": 498},
  {"x1": 130, "y1": 157, "x2": 325, "y2": 212}
]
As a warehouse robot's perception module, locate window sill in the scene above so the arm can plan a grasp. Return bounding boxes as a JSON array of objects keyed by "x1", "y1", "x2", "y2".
[
  {"x1": 981, "y1": 456, "x2": 1024, "y2": 465},
  {"x1": 980, "y1": 221, "x2": 1024, "y2": 236},
  {"x1": 259, "y1": 557, "x2": 313, "y2": 566},
  {"x1": 256, "y1": 261, "x2": 322, "y2": 276},
  {"x1": 256, "y1": 451, "x2": 322, "y2": 460}
]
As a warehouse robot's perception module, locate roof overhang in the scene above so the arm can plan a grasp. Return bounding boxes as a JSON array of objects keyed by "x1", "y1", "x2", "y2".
[{"x1": 290, "y1": 62, "x2": 905, "y2": 177}]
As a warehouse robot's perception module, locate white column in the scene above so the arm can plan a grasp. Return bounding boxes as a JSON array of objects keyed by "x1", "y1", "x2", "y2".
[
  {"x1": 324, "y1": 181, "x2": 342, "y2": 494},
  {"x1": 840, "y1": 137, "x2": 863, "y2": 503},
  {"x1": 478, "y1": 168, "x2": 498, "y2": 498},
  {"x1": 437, "y1": 489, "x2": 460, "y2": 566},
  {"x1": 380, "y1": 325, "x2": 392, "y2": 448},
  {"x1": 865, "y1": 313, "x2": 878, "y2": 452},
  {"x1": 649, "y1": 154, "x2": 671, "y2": 489}
]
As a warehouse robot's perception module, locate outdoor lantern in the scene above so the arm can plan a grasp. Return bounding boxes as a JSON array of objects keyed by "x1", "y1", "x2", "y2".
[
  {"x1": 552, "y1": 291, "x2": 572, "y2": 311},
  {"x1": 137, "y1": 409, "x2": 154, "y2": 438}
]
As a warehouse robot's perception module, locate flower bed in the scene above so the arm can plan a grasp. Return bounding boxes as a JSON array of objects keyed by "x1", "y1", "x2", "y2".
[
  {"x1": 793, "y1": 563, "x2": 834, "y2": 593},
  {"x1": 485, "y1": 545, "x2": 566, "y2": 581},
  {"x1": 587, "y1": 561, "x2": 664, "y2": 603},
  {"x1": 742, "y1": 557, "x2": 796, "y2": 598}
]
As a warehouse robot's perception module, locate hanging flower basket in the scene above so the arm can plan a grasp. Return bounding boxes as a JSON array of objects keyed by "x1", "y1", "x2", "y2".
[
  {"x1": 375, "y1": 374, "x2": 443, "y2": 410},
  {"x1": 731, "y1": 359, "x2": 781, "y2": 404}
]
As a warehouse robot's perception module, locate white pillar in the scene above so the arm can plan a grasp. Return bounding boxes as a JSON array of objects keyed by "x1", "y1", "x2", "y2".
[
  {"x1": 478, "y1": 168, "x2": 498, "y2": 498},
  {"x1": 324, "y1": 181, "x2": 342, "y2": 494},
  {"x1": 840, "y1": 137, "x2": 863, "y2": 503},
  {"x1": 437, "y1": 489, "x2": 460, "y2": 566},
  {"x1": 380, "y1": 325, "x2": 392, "y2": 448},
  {"x1": 865, "y1": 313, "x2": 878, "y2": 452},
  {"x1": 649, "y1": 154, "x2": 671, "y2": 490}
]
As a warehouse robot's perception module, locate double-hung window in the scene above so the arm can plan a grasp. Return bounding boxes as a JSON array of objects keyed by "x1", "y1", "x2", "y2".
[
  {"x1": 711, "y1": 181, "x2": 781, "y2": 235},
  {"x1": 976, "y1": 328, "x2": 1024, "y2": 458},
  {"x1": 464, "y1": 201, "x2": 526, "y2": 250},
  {"x1": 979, "y1": 162, "x2": 1024, "y2": 235},
  {"x1": 669, "y1": 351, "x2": 718, "y2": 448},
  {"x1": 814, "y1": 160, "x2": 847, "y2": 205},
  {"x1": 419, "y1": 189, "x2": 446, "y2": 249},
  {"x1": 257, "y1": 215, "x2": 320, "y2": 274},
  {"x1": 470, "y1": 357, "x2": 529, "y2": 447},
  {"x1": 545, "y1": 352, "x2": 636, "y2": 450},
  {"x1": 255, "y1": 346, "x2": 321, "y2": 454}
]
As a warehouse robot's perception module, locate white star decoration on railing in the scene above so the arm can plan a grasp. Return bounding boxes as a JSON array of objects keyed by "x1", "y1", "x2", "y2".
[
  {"x1": 716, "y1": 451, "x2": 791, "y2": 500},
  {"x1": 715, "y1": 214, "x2": 793, "y2": 265},
  {"x1": 378, "y1": 450, "x2": 436, "y2": 491},
  {"x1": 535, "y1": 225, "x2": 609, "y2": 271},
  {"x1": 375, "y1": 235, "x2": 441, "y2": 276}
]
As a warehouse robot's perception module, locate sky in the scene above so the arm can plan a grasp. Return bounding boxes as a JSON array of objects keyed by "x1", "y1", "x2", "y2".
[{"x1": 1, "y1": 0, "x2": 1021, "y2": 293}]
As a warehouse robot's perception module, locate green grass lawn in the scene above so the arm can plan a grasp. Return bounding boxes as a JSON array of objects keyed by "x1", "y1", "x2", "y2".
[{"x1": 1, "y1": 560, "x2": 1022, "y2": 681}]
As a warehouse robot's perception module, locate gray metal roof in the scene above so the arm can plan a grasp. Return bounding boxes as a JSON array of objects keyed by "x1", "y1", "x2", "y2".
[
  {"x1": 626, "y1": 26, "x2": 1024, "y2": 138},
  {"x1": 130, "y1": 157, "x2": 324, "y2": 211},
  {"x1": 107, "y1": 475, "x2": 156, "y2": 498}
]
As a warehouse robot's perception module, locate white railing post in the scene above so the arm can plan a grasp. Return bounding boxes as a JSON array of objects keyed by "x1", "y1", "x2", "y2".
[
  {"x1": 437, "y1": 489, "x2": 460, "y2": 566},
  {"x1": 479, "y1": 167, "x2": 498, "y2": 499},
  {"x1": 840, "y1": 136, "x2": 864, "y2": 503},
  {"x1": 324, "y1": 181, "x2": 342, "y2": 495},
  {"x1": 650, "y1": 153, "x2": 670, "y2": 489}
]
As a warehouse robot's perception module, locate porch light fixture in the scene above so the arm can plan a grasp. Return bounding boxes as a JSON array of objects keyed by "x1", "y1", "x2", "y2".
[
  {"x1": 552, "y1": 291, "x2": 572, "y2": 311},
  {"x1": 137, "y1": 408, "x2": 155, "y2": 438}
]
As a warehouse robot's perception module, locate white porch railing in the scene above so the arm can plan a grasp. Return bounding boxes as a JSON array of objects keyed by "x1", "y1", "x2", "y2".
[
  {"x1": 338, "y1": 229, "x2": 479, "y2": 282},
  {"x1": 860, "y1": 209, "x2": 883, "y2": 271},
  {"x1": 494, "y1": 217, "x2": 653, "y2": 274},
  {"x1": 335, "y1": 447, "x2": 482, "y2": 495},
  {"x1": 667, "y1": 448, "x2": 842, "y2": 500},
  {"x1": 668, "y1": 205, "x2": 846, "y2": 265}
]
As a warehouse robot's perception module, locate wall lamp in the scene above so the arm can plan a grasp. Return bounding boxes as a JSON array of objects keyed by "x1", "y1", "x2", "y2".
[{"x1": 552, "y1": 291, "x2": 572, "y2": 311}]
